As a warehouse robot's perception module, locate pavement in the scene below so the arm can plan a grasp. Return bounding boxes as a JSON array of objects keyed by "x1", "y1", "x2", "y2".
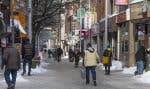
[{"x1": 0, "y1": 58, "x2": 150, "y2": 89}]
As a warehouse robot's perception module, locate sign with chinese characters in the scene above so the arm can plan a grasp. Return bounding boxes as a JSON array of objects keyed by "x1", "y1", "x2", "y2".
[{"x1": 115, "y1": 0, "x2": 128, "y2": 5}]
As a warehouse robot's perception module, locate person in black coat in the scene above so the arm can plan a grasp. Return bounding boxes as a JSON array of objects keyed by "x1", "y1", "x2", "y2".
[
  {"x1": 56, "y1": 47, "x2": 63, "y2": 62},
  {"x1": 68, "y1": 48, "x2": 74, "y2": 62},
  {"x1": 22, "y1": 40, "x2": 33, "y2": 76},
  {"x1": 135, "y1": 45, "x2": 146, "y2": 75},
  {"x1": 74, "y1": 48, "x2": 80, "y2": 68}
]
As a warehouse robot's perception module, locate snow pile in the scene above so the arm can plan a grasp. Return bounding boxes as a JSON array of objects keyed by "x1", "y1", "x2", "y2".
[
  {"x1": 110, "y1": 60, "x2": 123, "y2": 71},
  {"x1": 40, "y1": 61, "x2": 49, "y2": 67},
  {"x1": 136, "y1": 71, "x2": 150, "y2": 83},
  {"x1": 62, "y1": 55, "x2": 68, "y2": 59},
  {"x1": 100, "y1": 60, "x2": 123, "y2": 71},
  {"x1": 122, "y1": 67, "x2": 136, "y2": 75},
  {"x1": 31, "y1": 66, "x2": 47, "y2": 74}
]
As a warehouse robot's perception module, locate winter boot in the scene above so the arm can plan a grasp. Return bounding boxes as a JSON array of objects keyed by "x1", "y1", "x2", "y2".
[
  {"x1": 86, "y1": 80, "x2": 90, "y2": 85},
  {"x1": 21, "y1": 71, "x2": 26, "y2": 76},
  {"x1": 93, "y1": 81, "x2": 97, "y2": 86}
]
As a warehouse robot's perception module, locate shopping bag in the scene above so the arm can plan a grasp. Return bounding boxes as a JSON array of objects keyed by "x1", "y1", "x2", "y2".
[
  {"x1": 80, "y1": 67, "x2": 86, "y2": 79},
  {"x1": 102, "y1": 56, "x2": 109, "y2": 65}
]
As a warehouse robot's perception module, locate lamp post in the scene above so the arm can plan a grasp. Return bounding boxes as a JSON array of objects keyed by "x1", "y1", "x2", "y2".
[
  {"x1": 28, "y1": 0, "x2": 32, "y2": 43},
  {"x1": 104, "y1": 0, "x2": 108, "y2": 49},
  {"x1": 10, "y1": 0, "x2": 14, "y2": 45}
]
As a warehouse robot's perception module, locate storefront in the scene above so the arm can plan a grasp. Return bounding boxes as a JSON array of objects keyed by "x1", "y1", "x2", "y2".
[
  {"x1": 131, "y1": 1, "x2": 150, "y2": 50},
  {"x1": 116, "y1": 10, "x2": 129, "y2": 66}
]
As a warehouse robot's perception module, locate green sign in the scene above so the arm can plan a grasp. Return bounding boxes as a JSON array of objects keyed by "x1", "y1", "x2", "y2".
[{"x1": 77, "y1": 7, "x2": 85, "y2": 19}]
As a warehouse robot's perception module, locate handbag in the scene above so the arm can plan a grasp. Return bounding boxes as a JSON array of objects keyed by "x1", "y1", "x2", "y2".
[
  {"x1": 80, "y1": 67, "x2": 86, "y2": 79},
  {"x1": 102, "y1": 56, "x2": 109, "y2": 65}
]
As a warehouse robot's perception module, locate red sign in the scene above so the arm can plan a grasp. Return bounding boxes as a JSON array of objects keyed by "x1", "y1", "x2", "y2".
[{"x1": 115, "y1": 0, "x2": 128, "y2": 5}]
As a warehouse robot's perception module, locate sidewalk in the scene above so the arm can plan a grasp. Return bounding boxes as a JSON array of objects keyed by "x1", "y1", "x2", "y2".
[{"x1": 0, "y1": 59, "x2": 149, "y2": 89}]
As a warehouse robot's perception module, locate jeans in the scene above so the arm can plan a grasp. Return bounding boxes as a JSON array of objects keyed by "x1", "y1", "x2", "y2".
[
  {"x1": 86, "y1": 67, "x2": 96, "y2": 82},
  {"x1": 75, "y1": 57, "x2": 79, "y2": 67},
  {"x1": 104, "y1": 64, "x2": 110, "y2": 75},
  {"x1": 4, "y1": 69, "x2": 17, "y2": 86},
  {"x1": 137, "y1": 60, "x2": 144, "y2": 75},
  {"x1": 23, "y1": 56, "x2": 32, "y2": 74}
]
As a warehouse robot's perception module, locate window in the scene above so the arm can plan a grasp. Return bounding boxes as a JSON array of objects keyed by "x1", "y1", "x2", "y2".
[{"x1": 119, "y1": 5, "x2": 128, "y2": 12}]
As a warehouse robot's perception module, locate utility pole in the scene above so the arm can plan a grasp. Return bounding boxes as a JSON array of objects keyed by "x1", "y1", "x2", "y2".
[
  {"x1": 79, "y1": 0, "x2": 82, "y2": 52},
  {"x1": 104, "y1": 0, "x2": 108, "y2": 49},
  {"x1": 10, "y1": 0, "x2": 14, "y2": 45},
  {"x1": 28, "y1": 0, "x2": 32, "y2": 43}
]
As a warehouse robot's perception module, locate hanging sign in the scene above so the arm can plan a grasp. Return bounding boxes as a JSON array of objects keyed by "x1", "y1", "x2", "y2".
[{"x1": 115, "y1": 0, "x2": 128, "y2": 5}]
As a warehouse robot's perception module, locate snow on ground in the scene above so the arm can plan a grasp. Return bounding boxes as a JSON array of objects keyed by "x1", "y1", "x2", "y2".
[
  {"x1": 110, "y1": 60, "x2": 123, "y2": 71},
  {"x1": 16, "y1": 71, "x2": 28, "y2": 82},
  {"x1": 0, "y1": 71, "x2": 28, "y2": 83},
  {"x1": 99, "y1": 60, "x2": 123, "y2": 71},
  {"x1": 122, "y1": 67, "x2": 136, "y2": 75},
  {"x1": 31, "y1": 66, "x2": 47, "y2": 75},
  {"x1": 0, "y1": 61, "x2": 49, "y2": 83},
  {"x1": 62, "y1": 55, "x2": 68, "y2": 59},
  {"x1": 122, "y1": 67, "x2": 150, "y2": 84},
  {"x1": 135, "y1": 71, "x2": 150, "y2": 83},
  {"x1": 40, "y1": 61, "x2": 49, "y2": 67},
  {"x1": 31, "y1": 61, "x2": 48, "y2": 75}
]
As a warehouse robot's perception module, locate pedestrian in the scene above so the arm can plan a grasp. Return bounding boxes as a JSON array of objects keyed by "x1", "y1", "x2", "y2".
[
  {"x1": 74, "y1": 48, "x2": 80, "y2": 68},
  {"x1": 22, "y1": 39, "x2": 33, "y2": 76},
  {"x1": 68, "y1": 48, "x2": 74, "y2": 62},
  {"x1": 135, "y1": 45, "x2": 146, "y2": 75},
  {"x1": 83, "y1": 43, "x2": 99, "y2": 86},
  {"x1": 102, "y1": 46, "x2": 112, "y2": 75},
  {"x1": 56, "y1": 46, "x2": 63, "y2": 62},
  {"x1": 145, "y1": 48, "x2": 150, "y2": 71},
  {"x1": 1, "y1": 44, "x2": 21, "y2": 89},
  {"x1": 48, "y1": 49, "x2": 52, "y2": 58}
]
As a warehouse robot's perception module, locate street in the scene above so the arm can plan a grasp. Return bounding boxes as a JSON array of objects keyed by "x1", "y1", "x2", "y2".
[{"x1": 0, "y1": 58, "x2": 150, "y2": 89}]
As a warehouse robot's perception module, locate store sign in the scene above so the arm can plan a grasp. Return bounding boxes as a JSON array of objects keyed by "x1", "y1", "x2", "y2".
[
  {"x1": 115, "y1": 0, "x2": 128, "y2": 5},
  {"x1": 130, "y1": 2, "x2": 143, "y2": 20},
  {"x1": 116, "y1": 12, "x2": 126, "y2": 23}
]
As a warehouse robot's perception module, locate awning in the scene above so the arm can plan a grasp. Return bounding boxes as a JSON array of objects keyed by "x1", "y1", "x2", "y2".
[{"x1": 10, "y1": 19, "x2": 27, "y2": 34}]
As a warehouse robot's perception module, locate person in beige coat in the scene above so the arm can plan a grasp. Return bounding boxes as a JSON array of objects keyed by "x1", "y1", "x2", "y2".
[{"x1": 83, "y1": 43, "x2": 99, "y2": 86}]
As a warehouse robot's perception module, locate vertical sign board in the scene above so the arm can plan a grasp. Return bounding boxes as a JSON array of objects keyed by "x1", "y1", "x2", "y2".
[{"x1": 115, "y1": 0, "x2": 128, "y2": 5}]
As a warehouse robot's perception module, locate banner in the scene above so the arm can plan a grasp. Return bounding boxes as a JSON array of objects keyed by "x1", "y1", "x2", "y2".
[{"x1": 115, "y1": 0, "x2": 128, "y2": 5}]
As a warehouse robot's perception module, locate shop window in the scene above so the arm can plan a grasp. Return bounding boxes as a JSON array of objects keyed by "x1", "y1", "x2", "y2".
[
  {"x1": 122, "y1": 41, "x2": 128, "y2": 52},
  {"x1": 119, "y1": 5, "x2": 128, "y2": 12}
]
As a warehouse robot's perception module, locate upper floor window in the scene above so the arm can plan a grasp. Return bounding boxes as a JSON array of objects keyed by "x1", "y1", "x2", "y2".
[{"x1": 119, "y1": 5, "x2": 128, "y2": 12}]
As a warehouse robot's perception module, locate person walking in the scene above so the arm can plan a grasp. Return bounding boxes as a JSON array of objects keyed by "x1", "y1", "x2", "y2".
[
  {"x1": 145, "y1": 48, "x2": 150, "y2": 71},
  {"x1": 74, "y1": 48, "x2": 80, "y2": 68},
  {"x1": 56, "y1": 46, "x2": 63, "y2": 62},
  {"x1": 102, "y1": 46, "x2": 112, "y2": 75},
  {"x1": 22, "y1": 39, "x2": 33, "y2": 76},
  {"x1": 135, "y1": 45, "x2": 146, "y2": 75},
  {"x1": 1, "y1": 44, "x2": 21, "y2": 89},
  {"x1": 68, "y1": 48, "x2": 74, "y2": 62},
  {"x1": 83, "y1": 43, "x2": 99, "y2": 86},
  {"x1": 48, "y1": 49, "x2": 52, "y2": 58}
]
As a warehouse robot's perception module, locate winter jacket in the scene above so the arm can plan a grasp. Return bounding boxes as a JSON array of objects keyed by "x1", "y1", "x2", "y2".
[
  {"x1": 84, "y1": 47, "x2": 99, "y2": 67},
  {"x1": 103, "y1": 49, "x2": 112, "y2": 65},
  {"x1": 22, "y1": 43, "x2": 33, "y2": 58},
  {"x1": 2, "y1": 47, "x2": 20, "y2": 70},
  {"x1": 135, "y1": 46, "x2": 146, "y2": 62}
]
